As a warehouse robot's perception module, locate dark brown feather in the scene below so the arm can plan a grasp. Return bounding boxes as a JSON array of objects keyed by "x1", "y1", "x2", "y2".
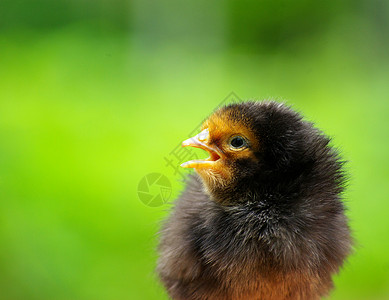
[{"x1": 157, "y1": 101, "x2": 352, "y2": 300}]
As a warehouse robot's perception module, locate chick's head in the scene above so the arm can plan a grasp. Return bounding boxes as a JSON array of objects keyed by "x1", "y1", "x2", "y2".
[{"x1": 181, "y1": 101, "x2": 309, "y2": 204}]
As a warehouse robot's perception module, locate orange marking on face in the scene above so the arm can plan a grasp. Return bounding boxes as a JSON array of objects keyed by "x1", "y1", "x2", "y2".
[
  {"x1": 202, "y1": 111, "x2": 260, "y2": 155},
  {"x1": 183, "y1": 108, "x2": 261, "y2": 192}
]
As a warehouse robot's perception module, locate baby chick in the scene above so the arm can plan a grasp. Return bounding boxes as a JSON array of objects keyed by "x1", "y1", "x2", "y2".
[{"x1": 157, "y1": 101, "x2": 351, "y2": 300}]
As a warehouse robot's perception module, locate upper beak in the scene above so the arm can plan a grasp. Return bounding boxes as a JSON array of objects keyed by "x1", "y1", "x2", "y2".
[{"x1": 180, "y1": 129, "x2": 222, "y2": 169}]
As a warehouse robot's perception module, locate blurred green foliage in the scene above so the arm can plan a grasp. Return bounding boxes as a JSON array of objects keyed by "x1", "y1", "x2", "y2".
[{"x1": 0, "y1": 0, "x2": 389, "y2": 299}]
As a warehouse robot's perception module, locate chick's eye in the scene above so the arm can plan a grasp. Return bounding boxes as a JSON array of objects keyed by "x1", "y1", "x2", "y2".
[{"x1": 229, "y1": 136, "x2": 247, "y2": 149}]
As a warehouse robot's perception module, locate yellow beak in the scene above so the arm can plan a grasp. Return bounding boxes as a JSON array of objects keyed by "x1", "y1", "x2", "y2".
[{"x1": 180, "y1": 129, "x2": 222, "y2": 169}]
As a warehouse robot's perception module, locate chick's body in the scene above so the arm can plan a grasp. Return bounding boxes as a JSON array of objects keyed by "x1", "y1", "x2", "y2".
[{"x1": 157, "y1": 101, "x2": 351, "y2": 300}]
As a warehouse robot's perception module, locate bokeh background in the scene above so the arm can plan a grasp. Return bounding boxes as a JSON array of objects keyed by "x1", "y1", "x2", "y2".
[{"x1": 1, "y1": 0, "x2": 389, "y2": 299}]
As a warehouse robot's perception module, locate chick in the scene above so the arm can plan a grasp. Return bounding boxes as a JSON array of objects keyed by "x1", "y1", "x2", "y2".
[{"x1": 157, "y1": 101, "x2": 351, "y2": 300}]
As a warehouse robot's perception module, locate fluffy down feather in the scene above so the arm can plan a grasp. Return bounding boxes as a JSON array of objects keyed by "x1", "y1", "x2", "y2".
[{"x1": 157, "y1": 101, "x2": 351, "y2": 300}]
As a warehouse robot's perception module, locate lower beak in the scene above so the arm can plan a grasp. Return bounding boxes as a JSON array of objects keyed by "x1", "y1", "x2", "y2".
[{"x1": 180, "y1": 131, "x2": 222, "y2": 169}]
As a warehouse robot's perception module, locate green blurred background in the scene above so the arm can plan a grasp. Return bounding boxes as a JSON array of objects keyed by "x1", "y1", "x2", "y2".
[{"x1": 1, "y1": 0, "x2": 389, "y2": 299}]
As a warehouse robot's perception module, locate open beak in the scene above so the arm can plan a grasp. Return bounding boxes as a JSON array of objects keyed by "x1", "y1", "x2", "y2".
[{"x1": 180, "y1": 129, "x2": 222, "y2": 169}]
